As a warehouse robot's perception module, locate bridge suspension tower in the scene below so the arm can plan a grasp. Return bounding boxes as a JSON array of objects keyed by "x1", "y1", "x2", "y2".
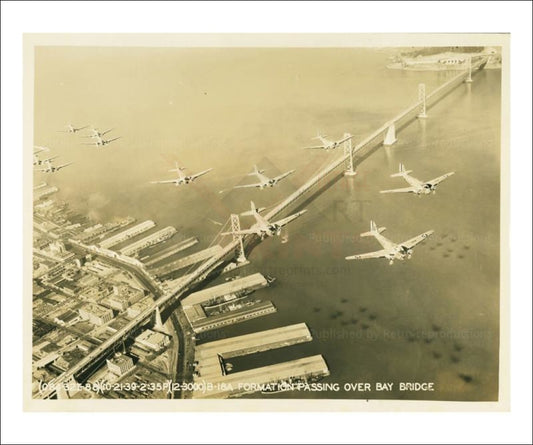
[
  {"x1": 343, "y1": 133, "x2": 357, "y2": 176},
  {"x1": 417, "y1": 83, "x2": 427, "y2": 119},
  {"x1": 230, "y1": 214, "x2": 247, "y2": 263}
]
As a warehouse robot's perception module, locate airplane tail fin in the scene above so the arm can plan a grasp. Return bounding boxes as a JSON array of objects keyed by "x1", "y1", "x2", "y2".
[
  {"x1": 312, "y1": 132, "x2": 326, "y2": 141},
  {"x1": 248, "y1": 165, "x2": 265, "y2": 176},
  {"x1": 360, "y1": 220, "x2": 386, "y2": 237},
  {"x1": 390, "y1": 163, "x2": 413, "y2": 177},
  {"x1": 169, "y1": 162, "x2": 185, "y2": 173},
  {"x1": 241, "y1": 205, "x2": 266, "y2": 216}
]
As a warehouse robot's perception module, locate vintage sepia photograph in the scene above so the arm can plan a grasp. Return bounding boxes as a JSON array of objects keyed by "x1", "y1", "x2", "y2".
[
  {"x1": 24, "y1": 33, "x2": 510, "y2": 411},
  {"x1": 1, "y1": 0, "x2": 531, "y2": 442}
]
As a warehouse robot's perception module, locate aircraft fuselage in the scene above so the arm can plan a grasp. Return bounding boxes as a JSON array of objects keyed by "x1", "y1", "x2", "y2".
[
  {"x1": 373, "y1": 233, "x2": 412, "y2": 261},
  {"x1": 402, "y1": 174, "x2": 436, "y2": 195}
]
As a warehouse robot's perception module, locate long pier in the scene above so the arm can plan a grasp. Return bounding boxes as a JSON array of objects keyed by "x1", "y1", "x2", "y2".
[
  {"x1": 194, "y1": 323, "x2": 313, "y2": 379},
  {"x1": 143, "y1": 237, "x2": 199, "y2": 266},
  {"x1": 38, "y1": 61, "x2": 485, "y2": 399},
  {"x1": 150, "y1": 245, "x2": 224, "y2": 278}
]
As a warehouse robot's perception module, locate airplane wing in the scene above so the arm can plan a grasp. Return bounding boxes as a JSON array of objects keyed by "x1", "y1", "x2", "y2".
[
  {"x1": 380, "y1": 186, "x2": 418, "y2": 194},
  {"x1": 240, "y1": 206, "x2": 266, "y2": 216},
  {"x1": 101, "y1": 128, "x2": 113, "y2": 136},
  {"x1": 33, "y1": 146, "x2": 49, "y2": 154},
  {"x1": 191, "y1": 168, "x2": 213, "y2": 180},
  {"x1": 273, "y1": 169, "x2": 295, "y2": 183},
  {"x1": 150, "y1": 179, "x2": 179, "y2": 185},
  {"x1": 345, "y1": 249, "x2": 389, "y2": 260},
  {"x1": 425, "y1": 172, "x2": 455, "y2": 187},
  {"x1": 272, "y1": 210, "x2": 307, "y2": 228},
  {"x1": 233, "y1": 182, "x2": 263, "y2": 189},
  {"x1": 76, "y1": 126, "x2": 89, "y2": 131},
  {"x1": 302, "y1": 145, "x2": 326, "y2": 150},
  {"x1": 337, "y1": 134, "x2": 353, "y2": 144},
  {"x1": 221, "y1": 228, "x2": 259, "y2": 236},
  {"x1": 400, "y1": 230, "x2": 434, "y2": 249},
  {"x1": 43, "y1": 155, "x2": 59, "y2": 163},
  {"x1": 105, "y1": 137, "x2": 121, "y2": 144},
  {"x1": 81, "y1": 142, "x2": 98, "y2": 146},
  {"x1": 56, "y1": 162, "x2": 73, "y2": 170}
]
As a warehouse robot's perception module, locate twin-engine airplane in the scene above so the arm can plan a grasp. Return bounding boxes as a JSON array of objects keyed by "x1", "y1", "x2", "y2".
[
  {"x1": 34, "y1": 159, "x2": 73, "y2": 173},
  {"x1": 150, "y1": 162, "x2": 212, "y2": 186},
  {"x1": 380, "y1": 163, "x2": 455, "y2": 195},
  {"x1": 303, "y1": 132, "x2": 353, "y2": 150},
  {"x1": 60, "y1": 124, "x2": 88, "y2": 134},
  {"x1": 82, "y1": 135, "x2": 121, "y2": 147},
  {"x1": 222, "y1": 201, "x2": 307, "y2": 239},
  {"x1": 346, "y1": 220, "x2": 434, "y2": 265},
  {"x1": 233, "y1": 165, "x2": 295, "y2": 190},
  {"x1": 33, "y1": 154, "x2": 59, "y2": 166},
  {"x1": 86, "y1": 127, "x2": 114, "y2": 139}
]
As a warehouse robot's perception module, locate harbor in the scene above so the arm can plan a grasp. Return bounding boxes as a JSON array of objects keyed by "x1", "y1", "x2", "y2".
[
  {"x1": 182, "y1": 273, "x2": 273, "y2": 333},
  {"x1": 99, "y1": 220, "x2": 156, "y2": 249},
  {"x1": 141, "y1": 237, "x2": 199, "y2": 266},
  {"x1": 148, "y1": 245, "x2": 224, "y2": 278},
  {"x1": 118, "y1": 226, "x2": 177, "y2": 256},
  {"x1": 188, "y1": 300, "x2": 277, "y2": 333},
  {"x1": 192, "y1": 322, "x2": 325, "y2": 398},
  {"x1": 193, "y1": 354, "x2": 329, "y2": 399}
]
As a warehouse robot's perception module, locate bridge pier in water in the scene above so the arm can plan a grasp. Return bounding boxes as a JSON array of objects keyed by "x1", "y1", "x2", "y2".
[
  {"x1": 383, "y1": 123, "x2": 397, "y2": 146},
  {"x1": 465, "y1": 57, "x2": 473, "y2": 83}
]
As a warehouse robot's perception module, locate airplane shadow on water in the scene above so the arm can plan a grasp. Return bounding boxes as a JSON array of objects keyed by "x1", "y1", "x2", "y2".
[
  {"x1": 415, "y1": 320, "x2": 474, "y2": 384},
  {"x1": 322, "y1": 292, "x2": 475, "y2": 387},
  {"x1": 427, "y1": 233, "x2": 470, "y2": 261}
]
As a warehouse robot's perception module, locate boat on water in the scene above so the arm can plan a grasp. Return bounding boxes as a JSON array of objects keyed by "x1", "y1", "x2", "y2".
[
  {"x1": 265, "y1": 275, "x2": 277, "y2": 285},
  {"x1": 202, "y1": 289, "x2": 254, "y2": 311}
]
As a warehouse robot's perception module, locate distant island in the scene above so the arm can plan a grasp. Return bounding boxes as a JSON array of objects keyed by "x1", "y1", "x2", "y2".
[
  {"x1": 399, "y1": 46, "x2": 486, "y2": 57},
  {"x1": 387, "y1": 46, "x2": 501, "y2": 71}
]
